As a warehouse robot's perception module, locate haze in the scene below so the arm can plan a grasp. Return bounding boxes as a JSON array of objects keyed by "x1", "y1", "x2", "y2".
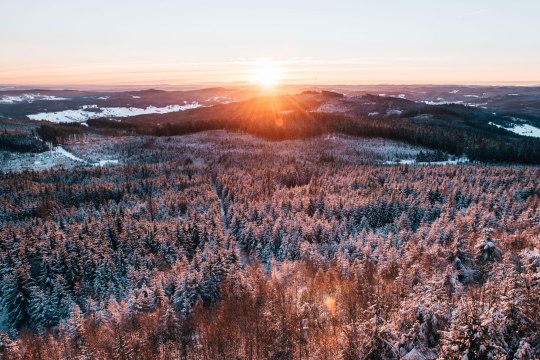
[{"x1": 1, "y1": 0, "x2": 539, "y2": 86}]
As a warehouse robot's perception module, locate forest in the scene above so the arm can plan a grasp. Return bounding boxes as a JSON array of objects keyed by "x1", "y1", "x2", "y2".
[
  {"x1": 24, "y1": 93, "x2": 540, "y2": 165},
  {"x1": 0, "y1": 133, "x2": 539, "y2": 359}
]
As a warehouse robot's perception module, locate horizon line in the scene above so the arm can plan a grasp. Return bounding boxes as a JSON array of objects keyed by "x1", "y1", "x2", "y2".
[{"x1": 2, "y1": 81, "x2": 540, "y2": 92}]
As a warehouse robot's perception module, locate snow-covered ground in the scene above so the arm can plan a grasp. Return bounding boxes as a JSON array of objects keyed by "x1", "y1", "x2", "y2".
[
  {"x1": 55, "y1": 146, "x2": 86, "y2": 162},
  {"x1": 489, "y1": 120, "x2": 540, "y2": 139},
  {"x1": 510, "y1": 124, "x2": 540, "y2": 138},
  {"x1": 94, "y1": 159, "x2": 119, "y2": 166},
  {"x1": 0, "y1": 93, "x2": 69, "y2": 104},
  {"x1": 384, "y1": 156, "x2": 469, "y2": 166},
  {"x1": 27, "y1": 102, "x2": 202, "y2": 123},
  {"x1": 386, "y1": 109, "x2": 402, "y2": 116},
  {"x1": 315, "y1": 102, "x2": 352, "y2": 113},
  {"x1": 205, "y1": 96, "x2": 239, "y2": 104},
  {"x1": 0, "y1": 144, "x2": 121, "y2": 172}
]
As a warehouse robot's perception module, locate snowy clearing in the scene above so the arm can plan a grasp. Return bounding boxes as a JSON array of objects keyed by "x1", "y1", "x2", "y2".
[
  {"x1": 27, "y1": 102, "x2": 202, "y2": 123},
  {"x1": 489, "y1": 121, "x2": 540, "y2": 139},
  {"x1": 55, "y1": 146, "x2": 86, "y2": 162},
  {"x1": 0, "y1": 93, "x2": 69, "y2": 104},
  {"x1": 0, "y1": 143, "x2": 122, "y2": 172},
  {"x1": 385, "y1": 157, "x2": 469, "y2": 166},
  {"x1": 94, "y1": 159, "x2": 119, "y2": 166},
  {"x1": 422, "y1": 100, "x2": 464, "y2": 105},
  {"x1": 386, "y1": 109, "x2": 402, "y2": 116}
]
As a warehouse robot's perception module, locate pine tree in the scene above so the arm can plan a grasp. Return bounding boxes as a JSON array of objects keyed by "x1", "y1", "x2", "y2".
[{"x1": 1, "y1": 265, "x2": 32, "y2": 330}]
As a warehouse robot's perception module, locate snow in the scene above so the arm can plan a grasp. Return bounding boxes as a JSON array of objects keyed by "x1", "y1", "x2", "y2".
[
  {"x1": 51, "y1": 147, "x2": 119, "y2": 167},
  {"x1": 402, "y1": 348, "x2": 427, "y2": 360},
  {"x1": 132, "y1": 95, "x2": 141, "y2": 99},
  {"x1": 27, "y1": 102, "x2": 202, "y2": 123},
  {"x1": 422, "y1": 100, "x2": 464, "y2": 105},
  {"x1": 97, "y1": 96, "x2": 110, "y2": 100},
  {"x1": 0, "y1": 93, "x2": 69, "y2": 104},
  {"x1": 94, "y1": 159, "x2": 119, "y2": 166},
  {"x1": 521, "y1": 248, "x2": 540, "y2": 260},
  {"x1": 386, "y1": 109, "x2": 402, "y2": 116},
  {"x1": 52, "y1": 146, "x2": 120, "y2": 167},
  {"x1": 489, "y1": 121, "x2": 540, "y2": 139},
  {"x1": 463, "y1": 94, "x2": 480, "y2": 98},
  {"x1": 385, "y1": 157, "x2": 468, "y2": 166},
  {"x1": 510, "y1": 124, "x2": 540, "y2": 138},
  {"x1": 316, "y1": 102, "x2": 351, "y2": 113},
  {"x1": 55, "y1": 146, "x2": 86, "y2": 162},
  {"x1": 55, "y1": 147, "x2": 122, "y2": 167},
  {"x1": 56, "y1": 147, "x2": 120, "y2": 167},
  {"x1": 205, "y1": 96, "x2": 239, "y2": 104},
  {"x1": 385, "y1": 159, "x2": 415, "y2": 165},
  {"x1": 521, "y1": 248, "x2": 540, "y2": 267},
  {"x1": 507, "y1": 94, "x2": 520, "y2": 96},
  {"x1": 368, "y1": 112, "x2": 379, "y2": 116},
  {"x1": 1, "y1": 139, "x2": 126, "y2": 171},
  {"x1": 449, "y1": 90, "x2": 459, "y2": 94},
  {"x1": 465, "y1": 102, "x2": 488, "y2": 107}
]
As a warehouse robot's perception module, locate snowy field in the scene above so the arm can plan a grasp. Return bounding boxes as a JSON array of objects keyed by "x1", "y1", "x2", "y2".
[
  {"x1": 27, "y1": 102, "x2": 202, "y2": 123},
  {"x1": 490, "y1": 119, "x2": 540, "y2": 139},
  {"x1": 0, "y1": 93, "x2": 69, "y2": 104},
  {"x1": 385, "y1": 156, "x2": 468, "y2": 166},
  {"x1": 0, "y1": 144, "x2": 122, "y2": 172}
]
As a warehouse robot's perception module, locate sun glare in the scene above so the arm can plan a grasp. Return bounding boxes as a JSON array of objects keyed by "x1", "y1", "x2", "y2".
[{"x1": 251, "y1": 62, "x2": 282, "y2": 88}]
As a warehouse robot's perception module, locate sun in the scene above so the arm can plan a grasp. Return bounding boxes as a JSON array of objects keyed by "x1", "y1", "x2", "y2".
[{"x1": 251, "y1": 61, "x2": 282, "y2": 88}]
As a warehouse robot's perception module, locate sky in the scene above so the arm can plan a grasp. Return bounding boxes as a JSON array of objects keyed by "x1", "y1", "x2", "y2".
[{"x1": 1, "y1": 0, "x2": 539, "y2": 87}]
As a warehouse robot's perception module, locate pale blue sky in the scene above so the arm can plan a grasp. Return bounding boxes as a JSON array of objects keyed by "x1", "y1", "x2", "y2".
[{"x1": 1, "y1": 0, "x2": 539, "y2": 85}]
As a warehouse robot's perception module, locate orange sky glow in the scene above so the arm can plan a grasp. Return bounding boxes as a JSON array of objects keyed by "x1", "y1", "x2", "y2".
[{"x1": 1, "y1": 1, "x2": 539, "y2": 88}]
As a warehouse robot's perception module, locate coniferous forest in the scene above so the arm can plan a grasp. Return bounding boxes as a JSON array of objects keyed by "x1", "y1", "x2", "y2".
[
  {"x1": 0, "y1": 131, "x2": 539, "y2": 359},
  {"x1": 3, "y1": 0, "x2": 540, "y2": 357}
]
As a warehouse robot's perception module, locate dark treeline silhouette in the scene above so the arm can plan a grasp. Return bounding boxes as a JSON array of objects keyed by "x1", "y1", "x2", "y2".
[
  {"x1": 36, "y1": 124, "x2": 85, "y2": 146},
  {"x1": 0, "y1": 139, "x2": 539, "y2": 358},
  {"x1": 0, "y1": 133, "x2": 47, "y2": 153}
]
